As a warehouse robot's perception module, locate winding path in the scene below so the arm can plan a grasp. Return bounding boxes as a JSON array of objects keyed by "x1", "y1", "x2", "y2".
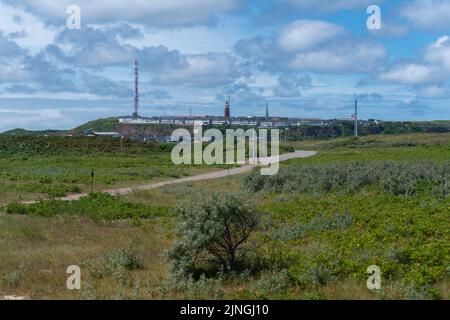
[{"x1": 23, "y1": 150, "x2": 317, "y2": 203}]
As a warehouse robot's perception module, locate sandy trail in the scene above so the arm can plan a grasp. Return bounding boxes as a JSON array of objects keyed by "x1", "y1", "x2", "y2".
[{"x1": 22, "y1": 150, "x2": 317, "y2": 203}]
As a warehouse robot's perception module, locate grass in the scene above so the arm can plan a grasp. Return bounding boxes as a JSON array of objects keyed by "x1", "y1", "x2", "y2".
[
  {"x1": 0, "y1": 135, "x2": 293, "y2": 205},
  {"x1": 0, "y1": 214, "x2": 172, "y2": 299},
  {"x1": 0, "y1": 132, "x2": 449, "y2": 300},
  {"x1": 0, "y1": 135, "x2": 221, "y2": 205},
  {"x1": 6, "y1": 193, "x2": 171, "y2": 220},
  {"x1": 260, "y1": 193, "x2": 449, "y2": 293},
  {"x1": 287, "y1": 132, "x2": 450, "y2": 150},
  {"x1": 244, "y1": 160, "x2": 449, "y2": 197},
  {"x1": 285, "y1": 133, "x2": 450, "y2": 165}
]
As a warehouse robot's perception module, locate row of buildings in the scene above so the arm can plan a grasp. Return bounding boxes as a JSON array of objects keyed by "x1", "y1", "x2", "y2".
[
  {"x1": 117, "y1": 115, "x2": 303, "y2": 128},
  {"x1": 118, "y1": 98, "x2": 332, "y2": 128}
]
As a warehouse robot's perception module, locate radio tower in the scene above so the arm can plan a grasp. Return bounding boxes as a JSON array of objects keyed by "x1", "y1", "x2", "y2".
[
  {"x1": 354, "y1": 99, "x2": 358, "y2": 137},
  {"x1": 132, "y1": 60, "x2": 139, "y2": 118}
]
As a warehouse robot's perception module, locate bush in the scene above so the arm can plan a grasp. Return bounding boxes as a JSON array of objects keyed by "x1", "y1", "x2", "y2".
[
  {"x1": 306, "y1": 264, "x2": 336, "y2": 286},
  {"x1": 250, "y1": 269, "x2": 292, "y2": 297},
  {"x1": 6, "y1": 202, "x2": 29, "y2": 215},
  {"x1": 154, "y1": 274, "x2": 224, "y2": 299},
  {"x1": 39, "y1": 176, "x2": 53, "y2": 184},
  {"x1": 274, "y1": 211, "x2": 353, "y2": 241},
  {"x1": 401, "y1": 284, "x2": 439, "y2": 300},
  {"x1": 1, "y1": 263, "x2": 28, "y2": 288},
  {"x1": 169, "y1": 193, "x2": 260, "y2": 278},
  {"x1": 243, "y1": 160, "x2": 449, "y2": 198},
  {"x1": 108, "y1": 248, "x2": 143, "y2": 271},
  {"x1": 6, "y1": 193, "x2": 170, "y2": 220}
]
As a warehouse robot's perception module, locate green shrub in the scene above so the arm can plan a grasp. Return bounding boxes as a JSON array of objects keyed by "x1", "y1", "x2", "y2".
[
  {"x1": 169, "y1": 193, "x2": 260, "y2": 278},
  {"x1": 306, "y1": 264, "x2": 336, "y2": 286},
  {"x1": 274, "y1": 211, "x2": 353, "y2": 241},
  {"x1": 1, "y1": 263, "x2": 28, "y2": 288},
  {"x1": 155, "y1": 274, "x2": 224, "y2": 299},
  {"x1": 38, "y1": 176, "x2": 53, "y2": 184},
  {"x1": 108, "y1": 248, "x2": 143, "y2": 271},
  {"x1": 401, "y1": 283, "x2": 440, "y2": 300},
  {"x1": 6, "y1": 193, "x2": 170, "y2": 220},
  {"x1": 6, "y1": 202, "x2": 29, "y2": 215},
  {"x1": 243, "y1": 160, "x2": 449, "y2": 198},
  {"x1": 250, "y1": 269, "x2": 292, "y2": 297}
]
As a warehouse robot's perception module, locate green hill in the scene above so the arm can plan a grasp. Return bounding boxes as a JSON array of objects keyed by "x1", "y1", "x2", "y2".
[
  {"x1": 2, "y1": 117, "x2": 186, "y2": 138},
  {"x1": 71, "y1": 117, "x2": 191, "y2": 137},
  {"x1": 3, "y1": 117, "x2": 450, "y2": 139},
  {"x1": 2, "y1": 128, "x2": 67, "y2": 136},
  {"x1": 70, "y1": 117, "x2": 121, "y2": 134}
]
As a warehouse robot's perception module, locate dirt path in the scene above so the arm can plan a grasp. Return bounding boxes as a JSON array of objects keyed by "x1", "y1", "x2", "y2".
[{"x1": 23, "y1": 150, "x2": 317, "y2": 203}]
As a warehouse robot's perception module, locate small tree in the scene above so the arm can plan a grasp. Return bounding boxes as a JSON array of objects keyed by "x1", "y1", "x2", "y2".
[{"x1": 169, "y1": 193, "x2": 260, "y2": 277}]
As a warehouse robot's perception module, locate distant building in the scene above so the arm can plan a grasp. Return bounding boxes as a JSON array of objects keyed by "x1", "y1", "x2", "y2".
[
  {"x1": 212, "y1": 120, "x2": 227, "y2": 125},
  {"x1": 260, "y1": 121, "x2": 273, "y2": 128},
  {"x1": 119, "y1": 116, "x2": 160, "y2": 124},
  {"x1": 224, "y1": 97, "x2": 231, "y2": 118},
  {"x1": 84, "y1": 129, "x2": 121, "y2": 138},
  {"x1": 117, "y1": 92, "x2": 345, "y2": 130},
  {"x1": 273, "y1": 121, "x2": 288, "y2": 127}
]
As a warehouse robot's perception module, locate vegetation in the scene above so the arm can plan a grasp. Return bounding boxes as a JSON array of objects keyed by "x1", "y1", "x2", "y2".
[
  {"x1": 0, "y1": 134, "x2": 293, "y2": 205},
  {"x1": 243, "y1": 160, "x2": 450, "y2": 197},
  {"x1": 0, "y1": 132, "x2": 448, "y2": 300},
  {"x1": 286, "y1": 120, "x2": 450, "y2": 140},
  {"x1": 259, "y1": 193, "x2": 449, "y2": 297},
  {"x1": 169, "y1": 194, "x2": 260, "y2": 277},
  {"x1": 0, "y1": 135, "x2": 173, "y2": 156},
  {"x1": 6, "y1": 193, "x2": 170, "y2": 221},
  {"x1": 4, "y1": 117, "x2": 449, "y2": 140},
  {"x1": 0, "y1": 135, "x2": 212, "y2": 205}
]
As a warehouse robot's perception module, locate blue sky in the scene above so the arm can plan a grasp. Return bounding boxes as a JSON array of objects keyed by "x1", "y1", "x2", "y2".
[{"x1": 0, "y1": 0, "x2": 449, "y2": 132}]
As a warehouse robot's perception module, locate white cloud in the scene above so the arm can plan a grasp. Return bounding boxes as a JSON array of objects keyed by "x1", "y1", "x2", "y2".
[
  {"x1": 284, "y1": 0, "x2": 375, "y2": 12},
  {"x1": 154, "y1": 53, "x2": 242, "y2": 87},
  {"x1": 368, "y1": 21, "x2": 409, "y2": 37},
  {"x1": 236, "y1": 19, "x2": 386, "y2": 74},
  {"x1": 0, "y1": 1, "x2": 58, "y2": 53},
  {"x1": 0, "y1": 62, "x2": 30, "y2": 82},
  {"x1": 400, "y1": 0, "x2": 450, "y2": 31},
  {"x1": 278, "y1": 20, "x2": 344, "y2": 52},
  {"x1": 379, "y1": 63, "x2": 443, "y2": 85},
  {"x1": 424, "y1": 35, "x2": 450, "y2": 72},
  {"x1": 288, "y1": 41, "x2": 386, "y2": 73},
  {"x1": 0, "y1": 107, "x2": 63, "y2": 132},
  {"x1": 0, "y1": 107, "x2": 62, "y2": 118},
  {"x1": 419, "y1": 85, "x2": 450, "y2": 98},
  {"x1": 378, "y1": 35, "x2": 450, "y2": 89},
  {"x1": 5, "y1": 0, "x2": 240, "y2": 27}
]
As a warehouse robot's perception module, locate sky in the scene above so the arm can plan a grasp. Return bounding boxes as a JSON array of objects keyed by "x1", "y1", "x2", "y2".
[{"x1": 0, "y1": 0, "x2": 449, "y2": 132}]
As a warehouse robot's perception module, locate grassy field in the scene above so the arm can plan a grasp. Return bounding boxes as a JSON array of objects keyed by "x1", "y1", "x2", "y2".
[
  {"x1": 0, "y1": 133, "x2": 449, "y2": 300},
  {"x1": 0, "y1": 135, "x2": 228, "y2": 206},
  {"x1": 0, "y1": 135, "x2": 292, "y2": 205}
]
